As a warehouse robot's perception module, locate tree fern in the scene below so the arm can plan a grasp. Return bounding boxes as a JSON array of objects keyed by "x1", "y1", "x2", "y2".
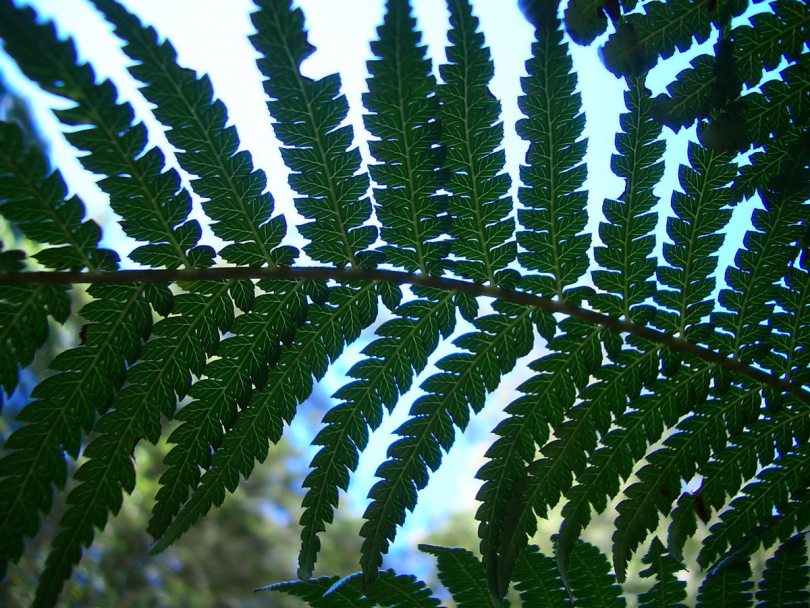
[{"x1": 0, "y1": 0, "x2": 808, "y2": 607}]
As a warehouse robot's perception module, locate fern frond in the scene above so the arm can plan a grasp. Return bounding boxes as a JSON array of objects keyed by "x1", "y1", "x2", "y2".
[
  {"x1": 612, "y1": 380, "x2": 764, "y2": 581},
  {"x1": 32, "y1": 280, "x2": 235, "y2": 607},
  {"x1": 733, "y1": 126, "x2": 806, "y2": 203},
  {"x1": 654, "y1": 139, "x2": 735, "y2": 336},
  {"x1": 697, "y1": 444, "x2": 809, "y2": 569},
  {"x1": 563, "y1": 0, "x2": 615, "y2": 45},
  {"x1": 600, "y1": 0, "x2": 745, "y2": 78},
  {"x1": 637, "y1": 538, "x2": 686, "y2": 608},
  {"x1": 548, "y1": 78, "x2": 667, "y2": 572},
  {"x1": 440, "y1": 0, "x2": 515, "y2": 287},
  {"x1": 363, "y1": 0, "x2": 447, "y2": 276},
  {"x1": 0, "y1": 281, "x2": 152, "y2": 578},
  {"x1": 516, "y1": 7, "x2": 589, "y2": 298},
  {"x1": 298, "y1": 289, "x2": 456, "y2": 579},
  {"x1": 419, "y1": 544, "x2": 491, "y2": 607},
  {"x1": 552, "y1": 342, "x2": 666, "y2": 572},
  {"x1": 559, "y1": 361, "x2": 711, "y2": 568},
  {"x1": 359, "y1": 571, "x2": 440, "y2": 607},
  {"x1": 477, "y1": 4, "x2": 590, "y2": 593},
  {"x1": 0, "y1": 122, "x2": 118, "y2": 273},
  {"x1": 654, "y1": 3, "x2": 809, "y2": 131},
  {"x1": 481, "y1": 321, "x2": 602, "y2": 597},
  {"x1": 149, "y1": 280, "x2": 307, "y2": 538},
  {"x1": 512, "y1": 545, "x2": 570, "y2": 608},
  {"x1": 92, "y1": 0, "x2": 292, "y2": 268},
  {"x1": 260, "y1": 576, "x2": 372, "y2": 607},
  {"x1": 591, "y1": 77, "x2": 663, "y2": 321},
  {"x1": 360, "y1": 302, "x2": 534, "y2": 584},
  {"x1": 668, "y1": 395, "x2": 810, "y2": 559},
  {"x1": 0, "y1": 275, "x2": 64, "y2": 404},
  {"x1": 710, "y1": 187, "x2": 806, "y2": 369},
  {"x1": 0, "y1": 3, "x2": 205, "y2": 270},
  {"x1": 0, "y1": 120, "x2": 120, "y2": 402},
  {"x1": 152, "y1": 283, "x2": 378, "y2": 553},
  {"x1": 262, "y1": 570, "x2": 439, "y2": 607},
  {"x1": 743, "y1": 58, "x2": 809, "y2": 148},
  {"x1": 566, "y1": 540, "x2": 625, "y2": 608},
  {"x1": 755, "y1": 535, "x2": 809, "y2": 608},
  {"x1": 696, "y1": 557, "x2": 753, "y2": 608},
  {"x1": 250, "y1": 0, "x2": 376, "y2": 267}
]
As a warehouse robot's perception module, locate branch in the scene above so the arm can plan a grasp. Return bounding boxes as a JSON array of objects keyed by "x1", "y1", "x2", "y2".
[{"x1": 2, "y1": 265, "x2": 807, "y2": 405}]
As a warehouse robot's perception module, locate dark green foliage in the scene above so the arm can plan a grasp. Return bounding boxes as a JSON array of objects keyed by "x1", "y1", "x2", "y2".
[
  {"x1": 637, "y1": 539, "x2": 686, "y2": 608},
  {"x1": 251, "y1": 0, "x2": 376, "y2": 268},
  {"x1": 0, "y1": 0, "x2": 808, "y2": 607},
  {"x1": 696, "y1": 557, "x2": 753, "y2": 608},
  {"x1": 441, "y1": 0, "x2": 515, "y2": 287},
  {"x1": 755, "y1": 535, "x2": 809, "y2": 608},
  {"x1": 566, "y1": 540, "x2": 625, "y2": 608},
  {"x1": 263, "y1": 570, "x2": 440, "y2": 607},
  {"x1": 364, "y1": 0, "x2": 447, "y2": 276},
  {"x1": 92, "y1": 0, "x2": 293, "y2": 269},
  {"x1": 420, "y1": 544, "x2": 492, "y2": 607}
]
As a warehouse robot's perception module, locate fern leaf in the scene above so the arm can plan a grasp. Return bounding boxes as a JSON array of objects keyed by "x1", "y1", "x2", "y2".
[
  {"x1": 668, "y1": 265, "x2": 809, "y2": 556},
  {"x1": 755, "y1": 535, "x2": 809, "y2": 608},
  {"x1": 512, "y1": 545, "x2": 570, "y2": 608},
  {"x1": 0, "y1": 277, "x2": 64, "y2": 404},
  {"x1": 734, "y1": 1, "x2": 808, "y2": 85},
  {"x1": 552, "y1": 343, "x2": 667, "y2": 575},
  {"x1": 92, "y1": 0, "x2": 291, "y2": 268},
  {"x1": 566, "y1": 540, "x2": 625, "y2": 608},
  {"x1": 612, "y1": 381, "x2": 762, "y2": 581},
  {"x1": 299, "y1": 290, "x2": 456, "y2": 579},
  {"x1": 478, "y1": 4, "x2": 590, "y2": 593},
  {"x1": 637, "y1": 538, "x2": 686, "y2": 608},
  {"x1": 654, "y1": 4, "x2": 809, "y2": 131},
  {"x1": 0, "y1": 283, "x2": 151, "y2": 579},
  {"x1": 363, "y1": 0, "x2": 447, "y2": 275},
  {"x1": 600, "y1": 0, "x2": 745, "y2": 78},
  {"x1": 516, "y1": 6, "x2": 588, "y2": 299},
  {"x1": 0, "y1": 122, "x2": 118, "y2": 273},
  {"x1": 555, "y1": 78, "x2": 666, "y2": 574},
  {"x1": 710, "y1": 183, "x2": 806, "y2": 369},
  {"x1": 482, "y1": 321, "x2": 602, "y2": 597},
  {"x1": 152, "y1": 283, "x2": 379, "y2": 553},
  {"x1": 742, "y1": 58, "x2": 809, "y2": 148},
  {"x1": 697, "y1": 445, "x2": 809, "y2": 569},
  {"x1": 361, "y1": 570, "x2": 441, "y2": 607},
  {"x1": 668, "y1": 392, "x2": 810, "y2": 559},
  {"x1": 262, "y1": 570, "x2": 439, "y2": 607},
  {"x1": 32, "y1": 281, "x2": 235, "y2": 607},
  {"x1": 419, "y1": 544, "x2": 491, "y2": 608},
  {"x1": 360, "y1": 302, "x2": 535, "y2": 584},
  {"x1": 550, "y1": 77, "x2": 667, "y2": 574},
  {"x1": 0, "y1": 3, "x2": 206, "y2": 270},
  {"x1": 654, "y1": 140, "x2": 736, "y2": 337},
  {"x1": 149, "y1": 281, "x2": 308, "y2": 538},
  {"x1": 260, "y1": 576, "x2": 372, "y2": 607},
  {"x1": 591, "y1": 77, "x2": 663, "y2": 321},
  {"x1": 0, "y1": 120, "x2": 119, "y2": 402},
  {"x1": 559, "y1": 361, "x2": 711, "y2": 569},
  {"x1": 250, "y1": 0, "x2": 376, "y2": 267},
  {"x1": 440, "y1": 0, "x2": 515, "y2": 286},
  {"x1": 732, "y1": 126, "x2": 805, "y2": 203},
  {"x1": 696, "y1": 557, "x2": 753, "y2": 608}
]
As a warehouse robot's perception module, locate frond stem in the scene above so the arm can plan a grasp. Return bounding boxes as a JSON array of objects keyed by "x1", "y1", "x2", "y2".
[{"x1": 2, "y1": 265, "x2": 807, "y2": 405}]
